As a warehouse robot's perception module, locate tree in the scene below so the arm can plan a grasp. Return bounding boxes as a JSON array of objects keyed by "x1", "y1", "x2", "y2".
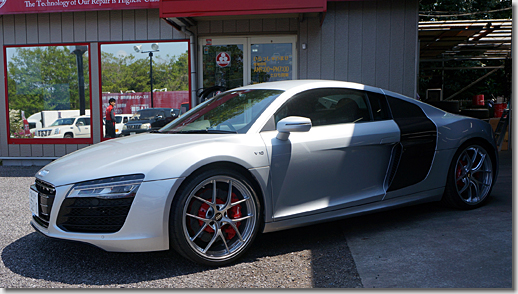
[
  {"x1": 101, "y1": 51, "x2": 189, "y2": 93},
  {"x1": 418, "y1": 0, "x2": 512, "y2": 102},
  {"x1": 420, "y1": 0, "x2": 512, "y2": 21},
  {"x1": 7, "y1": 46, "x2": 90, "y2": 117}
]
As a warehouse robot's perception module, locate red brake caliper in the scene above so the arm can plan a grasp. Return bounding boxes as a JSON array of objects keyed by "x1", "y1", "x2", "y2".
[
  {"x1": 198, "y1": 193, "x2": 242, "y2": 240},
  {"x1": 456, "y1": 160, "x2": 467, "y2": 188}
]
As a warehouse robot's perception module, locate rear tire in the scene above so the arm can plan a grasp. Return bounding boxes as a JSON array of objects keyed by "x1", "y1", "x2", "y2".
[
  {"x1": 442, "y1": 143, "x2": 494, "y2": 209},
  {"x1": 169, "y1": 168, "x2": 262, "y2": 266}
]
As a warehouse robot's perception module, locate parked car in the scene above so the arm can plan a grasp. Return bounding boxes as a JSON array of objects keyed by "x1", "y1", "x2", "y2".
[
  {"x1": 30, "y1": 80, "x2": 498, "y2": 266},
  {"x1": 120, "y1": 108, "x2": 179, "y2": 136},
  {"x1": 115, "y1": 114, "x2": 132, "y2": 137},
  {"x1": 33, "y1": 115, "x2": 91, "y2": 138}
]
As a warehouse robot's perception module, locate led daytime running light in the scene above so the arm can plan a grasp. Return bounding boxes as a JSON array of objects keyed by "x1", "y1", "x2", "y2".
[{"x1": 68, "y1": 176, "x2": 144, "y2": 199}]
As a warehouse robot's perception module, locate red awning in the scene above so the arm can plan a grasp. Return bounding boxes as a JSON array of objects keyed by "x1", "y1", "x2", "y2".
[{"x1": 160, "y1": 0, "x2": 327, "y2": 18}]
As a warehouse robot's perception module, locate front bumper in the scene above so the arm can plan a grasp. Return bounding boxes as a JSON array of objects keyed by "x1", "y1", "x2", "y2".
[
  {"x1": 30, "y1": 178, "x2": 180, "y2": 252},
  {"x1": 120, "y1": 128, "x2": 150, "y2": 136}
]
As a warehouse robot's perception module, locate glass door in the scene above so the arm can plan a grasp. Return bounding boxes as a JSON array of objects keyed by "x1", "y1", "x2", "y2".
[
  {"x1": 199, "y1": 37, "x2": 248, "y2": 90},
  {"x1": 199, "y1": 36, "x2": 297, "y2": 92}
]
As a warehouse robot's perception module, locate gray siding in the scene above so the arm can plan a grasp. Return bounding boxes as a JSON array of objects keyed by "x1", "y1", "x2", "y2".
[
  {"x1": 299, "y1": 0, "x2": 418, "y2": 98},
  {"x1": 0, "y1": 9, "x2": 189, "y2": 159}
]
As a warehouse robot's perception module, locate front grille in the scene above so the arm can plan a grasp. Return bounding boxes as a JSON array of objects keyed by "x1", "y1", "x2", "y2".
[
  {"x1": 33, "y1": 179, "x2": 56, "y2": 228},
  {"x1": 56, "y1": 197, "x2": 134, "y2": 233},
  {"x1": 37, "y1": 130, "x2": 52, "y2": 137},
  {"x1": 126, "y1": 124, "x2": 141, "y2": 130}
]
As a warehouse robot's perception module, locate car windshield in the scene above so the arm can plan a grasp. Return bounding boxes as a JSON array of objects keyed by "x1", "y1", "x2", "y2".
[
  {"x1": 131, "y1": 109, "x2": 163, "y2": 120},
  {"x1": 50, "y1": 118, "x2": 75, "y2": 126},
  {"x1": 160, "y1": 89, "x2": 283, "y2": 134}
]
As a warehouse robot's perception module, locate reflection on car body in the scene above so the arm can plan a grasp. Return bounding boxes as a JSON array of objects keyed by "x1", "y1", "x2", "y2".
[{"x1": 30, "y1": 80, "x2": 498, "y2": 266}]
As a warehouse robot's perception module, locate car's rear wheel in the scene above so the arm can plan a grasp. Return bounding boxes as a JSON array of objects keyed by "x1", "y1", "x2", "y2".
[
  {"x1": 442, "y1": 143, "x2": 494, "y2": 209},
  {"x1": 170, "y1": 168, "x2": 261, "y2": 266}
]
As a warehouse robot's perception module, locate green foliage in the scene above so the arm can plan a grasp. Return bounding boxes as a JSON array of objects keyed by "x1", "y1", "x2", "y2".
[
  {"x1": 101, "y1": 51, "x2": 189, "y2": 93},
  {"x1": 418, "y1": 0, "x2": 512, "y2": 101},
  {"x1": 7, "y1": 46, "x2": 90, "y2": 117},
  {"x1": 420, "y1": 0, "x2": 512, "y2": 20}
]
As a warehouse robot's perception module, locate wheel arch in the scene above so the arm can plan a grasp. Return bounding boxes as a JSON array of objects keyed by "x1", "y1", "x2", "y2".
[
  {"x1": 440, "y1": 136, "x2": 498, "y2": 209},
  {"x1": 455, "y1": 137, "x2": 499, "y2": 182},
  {"x1": 169, "y1": 160, "x2": 267, "y2": 234}
]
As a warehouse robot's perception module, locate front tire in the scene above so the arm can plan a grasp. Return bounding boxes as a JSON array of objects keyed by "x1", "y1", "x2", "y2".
[
  {"x1": 170, "y1": 168, "x2": 261, "y2": 266},
  {"x1": 442, "y1": 144, "x2": 494, "y2": 209}
]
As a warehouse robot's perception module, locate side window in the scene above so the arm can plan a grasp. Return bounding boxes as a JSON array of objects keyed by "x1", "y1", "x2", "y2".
[
  {"x1": 274, "y1": 88, "x2": 372, "y2": 127},
  {"x1": 123, "y1": 117, "x2": 129, "y2": 123},
  {"x1": 85, "y1": 118, "x2": 91, "y2": 125},
  {"x1": 366, "y1": 92, "x2": 391, "y2": 121}
]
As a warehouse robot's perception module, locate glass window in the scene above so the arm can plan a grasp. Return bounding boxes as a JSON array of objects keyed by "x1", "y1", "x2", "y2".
[
  {"x1": 6, "y1": 44, "x2": 90, "y2": 141},
  {"x1": 100, "y1": 41, "x2": 190, "y2": 139},
  {"x1": 251, "y1": 43, "x2": 293, "y2": 84},
  {"x1": 367, "y1": 92, "x2": 391, "y2": 121},
  {"x1": 202, "y1": 44, "x2": 244, "y2": 90},
  {"x1": 274, "y1": 88, "x2": 372, "y2": 127},
  {"x1": 161, "y1": 89, "x2": 283, "y2": 134}
]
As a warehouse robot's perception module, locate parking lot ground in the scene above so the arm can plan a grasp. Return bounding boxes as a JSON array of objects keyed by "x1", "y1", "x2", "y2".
[
  {"x1": 0, "y1": 150, "x2": 512, "y2": 288},
  {"x1": 342, "y1": 150, "x2": 512, "y2": 288}
]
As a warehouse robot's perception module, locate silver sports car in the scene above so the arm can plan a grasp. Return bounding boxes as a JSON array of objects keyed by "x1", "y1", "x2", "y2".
[{"x1": 30, "y1": 80, "x2": 498, "y2": 266}]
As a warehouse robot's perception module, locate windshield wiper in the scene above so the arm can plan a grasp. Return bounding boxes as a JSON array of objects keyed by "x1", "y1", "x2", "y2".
[{"x1": 172, "y1": 129, "x2": 237, "y2": 134}]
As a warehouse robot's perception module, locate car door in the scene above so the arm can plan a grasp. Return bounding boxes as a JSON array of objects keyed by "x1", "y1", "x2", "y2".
[
  {"x1": 74, "y1": 117, "x2": 91, "y2": 138},
  {"x1": 260, "y1": 88, "x2": 400, "y2": 220}
]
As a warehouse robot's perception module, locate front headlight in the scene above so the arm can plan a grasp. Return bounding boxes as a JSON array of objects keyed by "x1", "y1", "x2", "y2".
[
  {"x1": 66, "y1": 174, "x2": 144, "y2": 199},
  {"x1": 54, "y1": 128, "x2": 60, "y2": 135},
  {"x1": 123, "y1": 125, "x2": 127, "y2": 130},
  {"x1": 140, "y1": 123, "x2": 151, "y2": 130}
]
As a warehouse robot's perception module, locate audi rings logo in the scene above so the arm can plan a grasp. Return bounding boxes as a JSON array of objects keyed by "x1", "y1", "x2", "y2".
[{"x1": 0, "y1": 0, "x2": 6, "y2": 9}]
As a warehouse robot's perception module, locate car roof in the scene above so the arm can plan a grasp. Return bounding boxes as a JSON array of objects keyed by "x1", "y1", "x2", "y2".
[{"x1": 232, "y1": 79, "x2": 381, "y2": 93}]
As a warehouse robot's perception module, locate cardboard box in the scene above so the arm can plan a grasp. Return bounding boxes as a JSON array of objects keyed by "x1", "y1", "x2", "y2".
[{"x1": 489, "y1": 117, "x2": 500, "y2": 131}]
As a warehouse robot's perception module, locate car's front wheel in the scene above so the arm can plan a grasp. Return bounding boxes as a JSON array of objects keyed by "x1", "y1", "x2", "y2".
[
  {"x1": 442, "y1": 143, "x2": 495, "y2": 209},
  {"x1": 169, "y1": 168, "x2": 261, "y2": 266}
]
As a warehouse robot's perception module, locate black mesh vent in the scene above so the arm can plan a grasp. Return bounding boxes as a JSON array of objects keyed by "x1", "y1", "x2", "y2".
[
  {"x1": 34, "y1": 179, "x2": 56, "y2": 228},
  {"x1": 56, "y1": 197, "x2": 134, "y2": 233}
]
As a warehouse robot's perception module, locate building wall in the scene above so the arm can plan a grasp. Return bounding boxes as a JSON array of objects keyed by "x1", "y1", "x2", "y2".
[
  {"x1": 300, "y1": 0, "x2": 418, "y2": 97},
  {"x1": 0, "y1": 0, "x2": 418, "y2": 164},
  {"x1": 195, "y1": 0, "x2": 419, "y2": 97},
  {"x1": 0, "y1": 9, "x2": 190, "y2": 161}
]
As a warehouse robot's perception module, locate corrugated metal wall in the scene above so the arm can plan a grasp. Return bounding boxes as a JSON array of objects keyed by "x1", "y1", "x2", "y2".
[
  {"x1": 0, "y1": 0, "x2": 418, "y2": 163},
  {"x1": 299, "y1": 0, "x2": 418, "y2": 96}
]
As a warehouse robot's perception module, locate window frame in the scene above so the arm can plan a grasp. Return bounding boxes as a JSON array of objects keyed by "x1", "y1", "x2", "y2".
[{"x1": 4, "y1": 42, "x2": 93, "y2": 145}]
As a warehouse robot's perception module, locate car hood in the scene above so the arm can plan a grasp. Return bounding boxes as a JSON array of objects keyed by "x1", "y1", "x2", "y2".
[{"x1": 36, "y1": 133, "x2": 248, "y2": 186}]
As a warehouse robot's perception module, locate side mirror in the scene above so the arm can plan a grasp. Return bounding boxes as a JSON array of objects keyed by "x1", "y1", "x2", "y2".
[{"x1": 276, "y1": 116, "x2": 312, "y2": 140}]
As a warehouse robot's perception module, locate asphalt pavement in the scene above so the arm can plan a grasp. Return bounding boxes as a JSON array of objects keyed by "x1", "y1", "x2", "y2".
[{"x1": 0, "y1": 150, "x2": 512, "y2": 288}]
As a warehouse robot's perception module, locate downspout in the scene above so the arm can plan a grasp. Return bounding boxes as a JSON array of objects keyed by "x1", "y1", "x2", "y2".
[{"x1": 182, "y1": 27, "x2": 198, "y2": 108}]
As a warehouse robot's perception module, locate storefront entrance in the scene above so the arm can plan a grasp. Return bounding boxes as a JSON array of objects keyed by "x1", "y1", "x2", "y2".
[{"x1": 199, "y1": 36, "x2": 297, "y2": 91}]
